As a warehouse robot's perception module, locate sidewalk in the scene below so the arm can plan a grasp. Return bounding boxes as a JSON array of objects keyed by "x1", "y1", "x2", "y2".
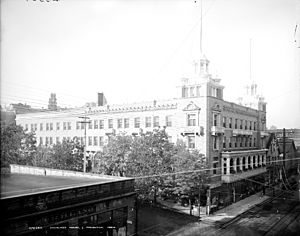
[{"x1": 157, "y1": 191, "x2": 269, "y2": 223}]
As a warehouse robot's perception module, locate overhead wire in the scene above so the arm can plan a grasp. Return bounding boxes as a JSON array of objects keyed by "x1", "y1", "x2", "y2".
[{"x1": 131, "y1": 157, "x2": 300, "y2": 180}]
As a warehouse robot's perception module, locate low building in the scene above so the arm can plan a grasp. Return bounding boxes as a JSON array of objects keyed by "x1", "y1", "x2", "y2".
[{"x1": 0, "y1": 165, "x2": 137, "y2": 236}]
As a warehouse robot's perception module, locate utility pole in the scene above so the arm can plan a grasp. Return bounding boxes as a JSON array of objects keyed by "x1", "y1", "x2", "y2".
[
  {"x1": 283, "y1": 128, "x2": 286, "y2": 169},
  {"x1": 198, "y1": 179, "x2": 201, "y2": 219},
  {"x1": 78, "y1": 115, "x2": 91, "y2": 172}
]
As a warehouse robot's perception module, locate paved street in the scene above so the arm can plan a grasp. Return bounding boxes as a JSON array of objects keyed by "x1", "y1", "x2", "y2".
[
  {"x1": 137, "y1": 204, "x2": 198, "y2": 236},
  {"x1": 138, "y1": 190, "x2": 300, "y2": 236}
]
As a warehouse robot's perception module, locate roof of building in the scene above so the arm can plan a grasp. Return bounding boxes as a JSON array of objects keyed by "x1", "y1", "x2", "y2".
[
  {"x1": 0, "y1": 173, "x2": 131, "y2": 199},
  {"x1": 277, "y1": 138, "x2": 297, "y2": 154}
]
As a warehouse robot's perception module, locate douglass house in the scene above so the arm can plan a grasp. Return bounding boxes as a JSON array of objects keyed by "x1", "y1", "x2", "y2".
[{"x1": 16, "y1": 53, "x2": 269, "y2": 208}]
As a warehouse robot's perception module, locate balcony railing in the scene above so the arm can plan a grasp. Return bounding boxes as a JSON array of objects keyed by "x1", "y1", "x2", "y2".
[
  {"x1": 181, "y1": 126, "x2": 204, "y2": 136},
  {"x1": 211, "y1": 126, "x2": 225, "y2": 135},
  {"x1": 222, "y1": 167, "x2": 267, "y2": 183},
  {"x1": 232, "y1": 129, "x2": 253, "y2": 136},
  {"x1": 260, "y1": 131, "x2": 269, "y2": 137}
]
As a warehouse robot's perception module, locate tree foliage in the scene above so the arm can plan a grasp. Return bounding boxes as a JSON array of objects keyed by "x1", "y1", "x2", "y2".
[
  {"x1": 1, "y1": 124, "x2": 83, "y2": 172},
  {"x1": 94, "y1": 129, "x2": 208, "y2": 202},
  {"x1": 1, "y1": 124, "x2": 36, "y2": 167},
  {"x1": 35, "y1": 137, "x2": 84, "y2": 171}
]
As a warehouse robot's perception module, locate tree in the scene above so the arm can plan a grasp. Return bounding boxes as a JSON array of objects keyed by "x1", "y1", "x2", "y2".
[
  {"x1": 1, "y1": 124, "x2": 37, "y2": 167},
  {"x1": 94, "y1": 134, "x2": 133, "y2": 176},
  {"x1": 49, "y1": 137, "x2": 84, "y2": 171},
  {"x1": 19, "y1": 131, "x2": 37, "y2": 165},
  {"x1": 94, "y1": 129, "x2": 176, "y2": 201}
]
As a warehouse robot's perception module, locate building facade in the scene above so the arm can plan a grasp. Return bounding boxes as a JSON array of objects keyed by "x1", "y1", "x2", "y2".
[{"x1": 16, "y1": 54, "x2": 269, "y2": 205}]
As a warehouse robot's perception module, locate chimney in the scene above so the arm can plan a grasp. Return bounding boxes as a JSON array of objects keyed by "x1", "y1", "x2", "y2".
[{"x1": 98, "y1": 93, "x2": 107, "y2": 106}]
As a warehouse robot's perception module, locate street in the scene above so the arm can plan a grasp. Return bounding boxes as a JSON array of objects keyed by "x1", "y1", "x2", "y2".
[{"x1": 138, "y1": 190, "x2": 300, "y2": 236}]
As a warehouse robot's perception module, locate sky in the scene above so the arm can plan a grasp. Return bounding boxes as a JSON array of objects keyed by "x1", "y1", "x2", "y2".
[{"x1": 1, "y1": 0, "x2": 300, "y2": 129}]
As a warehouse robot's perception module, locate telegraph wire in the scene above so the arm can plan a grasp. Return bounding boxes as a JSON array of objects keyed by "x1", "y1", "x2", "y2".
[
  {"x1": 131, "y1": 157, "x2": 300, "y2": 180},
  {"x1": 2, "y1": 80, "x2": 88, "y2": 102}
]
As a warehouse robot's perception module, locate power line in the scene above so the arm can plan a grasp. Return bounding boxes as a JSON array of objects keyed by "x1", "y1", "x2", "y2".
[{"x1": 131, "y1": 157, "x2": 300, "y2": 180}]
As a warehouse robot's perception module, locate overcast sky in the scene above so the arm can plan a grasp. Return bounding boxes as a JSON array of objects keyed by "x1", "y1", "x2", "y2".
[{"x1": 1, "y1": 0, "x2": 299, "y2": 128}]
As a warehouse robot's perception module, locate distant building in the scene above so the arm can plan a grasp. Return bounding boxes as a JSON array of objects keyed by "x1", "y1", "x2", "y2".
[
  {"x1": 16, "y1": 53, "x2": 269, "y2": 208},
  {"x1": 48, "y1": 93, "x2": 58, "y2": 111},
  {"x1": 9, "y1": 103, "x2": 45, "y2": 114},
  {"x1": 1, "y1": 164, "x2": 137, "y2": 236}
]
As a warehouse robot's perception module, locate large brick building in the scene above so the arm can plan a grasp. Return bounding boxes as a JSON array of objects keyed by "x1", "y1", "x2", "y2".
[{"x1": 16, "y1": 53, "x2": 269, "y2": 206}]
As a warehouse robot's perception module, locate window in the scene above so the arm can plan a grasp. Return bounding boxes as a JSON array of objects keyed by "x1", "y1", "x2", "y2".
[
  {"x1": 223, "y1": 117, "x2": 226, "y2": 128},
  {"x1": 117, "y1": 119, "x2": 123, "y2": 129},
  {"x1": 187, "y1": 114, "x2": 196, "y2": 126},
  {"x1": 49, "y1": 137, "x2": 53, "y2": 145},
  {"x1": 240, "y1": 120, "x2": 243, "y2": 129},
  {"x1": 99, "y1": 120, "x2": 104, "y2": 129},
  {"x1": 88, "y1": 121, "x2": 93, "y2": 129},
  {"x1": 223, "y1": 136, "x2": 226, "y2": 148},
  {"x1": 56, "y1": 137, "x2": 60, "y2": 144},
  {"x1": 80, "y1": 137, "x2": 84, "y2": 145},
  {"x1": 76, "y1": 122, "x2": 80, "y2": 130},
  {"x1": 49, "y1": 123, "x2": 53, "y2": 131},
  {"x1": 213, "y1": 163, "x2": 218, "y2": 174},
  {"x1": 211, "y1": 87, "x2": 217, "y2": 97},
  {"x1": 134, "y1": 117, "x2": 140, "y2": 128},
  {"x1": 94, "y1": 120, "x2": 99, "y2": 129},
  {"x1": 254, "y1": 122, "x2": 256, "y2": 131},
  {"x1": 213, "y1": 114, "x2": 219, "y2": 126},
  {"x1": 63, "y1": 122, "x2": 67, "y2": 130},
  {"x1": 99, "y1": 136, "x2": 104, "y2": 146},
  {"x1": 30, "y1": 124, "x2": 34, "y2": 131},
  {"x1": 235, "y1": 119, "x2": 238, "y2": 129},
  {"x1": 188, "y1": 136, "x2": 195, "y2": 149},
  {"x1": 166, "y1": 115, "x2": 172, "y2": 127},
  {"x1": 196, "y1": 86, "x2": 201, "y2": 97},
  {"x1": 240, "y1": 137, "x2": 243, "y2": 147},
  {"x1": 39, "y1": 137, "x2": 43, "y2": 145},
  {"x1": 88, "y1": 136, "x2": 92, "y2": 146},
  {"x1": 93, "y1": 136, "x2": 98, "y2": 146},
  {"x1": 229, "y1": 137, "x2": 232, "y2": 148},
  {"x1": 124, "y1": 118, "x2": 129, "y2": 128},
  {"x1": 190, "y1": 87, "x2": 195, "y2": 97},
  {"x1": 245, "y1": 121, "x2": 248, "y2": 130},
  {"x1": 108, "y1": 119, "x2": 113, "y2": 129},
  {"x1": 145, "y1": 117, "x2": 151, "y2": 128},
  {"x1": 40, "y1": 123, "x2": 43, "y2": 131},
  {"x1": 25, "y1": 124, "x2": 28, "y2": 131},
  {"x1": 234, "y1": 137, "x2": 237, "y2": 147},
  {"x1": 46, "y1": 123, "x2": 49, "y2": 131},
  {"x1": 34, "y1": 124, "x2": 37, "y2": 131},
  {"x1": 229, "y1": 118, "x2": 232, "y2": 128},
  {"x1": 213, "y1": 136, "x2": 219, "y2": 149},
  {"x1": 46, "y1": 137, "x2": 49, "y2": 145},
  {"x1": 249, "y1": 137, "x2": 252, "y2": 147},
  {"x1": 182, "y1": 86, "x2": 188, "y2": 98},
  {"x1": 81, "y1": 122, "x2": 85, "y2": 130},
  {"x1": 249, "y1": 121, "x2": 252, "y2": 130},
  {"x1": 153, "y1": 116, "x2": 159, "y2": 127},
  {"x1": 253, "y1": 138, "x2": 256, "y2": 147},
  {"x1": 56, "y1": 122, "x2": 60, "y2": 130}
]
